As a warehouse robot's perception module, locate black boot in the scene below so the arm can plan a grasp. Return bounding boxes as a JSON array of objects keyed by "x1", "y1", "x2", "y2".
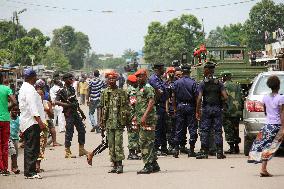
[
  {"x1": 127, "y1": 149, "x2": 135, "y2": 160},
  {"x1": 224, "y1": 143, "x2": 235, "y2": 154},
  {"x1": 216, "y1": 145, "x2": 226, "y2": 159},
  {"x1": 160, "y1": 147, "x2": 168, "y2": 156},
  {"x1": 234, "y1": 143, "x2": 240, "y2": 154},
  {"x1": 137, "y1": 163, "x2": 153, "y2": 174},
  {"x1": 116, "y1": 161, "x2": 123, "y2": 174},
  {"x1": 172, "y1": 146, "x2": 179, "y2": 158},
  {"x1": 196, "y1": 148, "x2": 208, "y2": 159},
  {"x1": 180, "y1": 146, "x2": 188, "y2": 154},
  {"x1": 108, "y1": 162, "x2": 117, "y2": 173},
  {"x1": 167, "y1": 145, "x2": 174, "y2": 155},
  {"x1": 152, "y1": 161, "x2": 160, "y2": 173},
  {"x1": 188, "y1": 146, "x2": 196, "y2": 157}
]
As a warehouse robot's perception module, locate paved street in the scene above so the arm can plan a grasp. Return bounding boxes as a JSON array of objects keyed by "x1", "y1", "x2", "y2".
[{"x1": 1, "y1": 105, "x2": 284, "y2": 189}]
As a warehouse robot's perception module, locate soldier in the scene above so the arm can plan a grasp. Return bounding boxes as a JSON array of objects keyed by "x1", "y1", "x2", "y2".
[
  {"x1": 165, "y1": 67, "x2": 176, "y2": 154},
  {"x1": 196, "y1": 62, "x2": 228, "y2": 159},
  {"x1": 221, "y1": 71, "x2": 243, "y2": 154},
  {"x1": 134, "y1": 69, "x2": 160, "y2": 174},
  {"x1": 54, "y1": 73, "x2": 89, "y2": 158},
  {"x1": 172, "y1": 65, "x2": 198, "y2": 158},
  {"x1": 148, "y1": 63, "x2": 168, "y2": 156},
  {"x1": 126, "y1": 74, "x2": 140, "y2": 160},
  {"x1": 100, "y1": 71, "x2": 129, "y2": 174}
]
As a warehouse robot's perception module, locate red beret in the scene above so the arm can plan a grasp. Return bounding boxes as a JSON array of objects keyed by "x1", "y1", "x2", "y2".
[
  {"x1": 105, "y1": 71, "x2": 118, "y2": 79},
  {"x1": 127, "y1": 75, "x2": 137, "y2": 83},
  {"x1": 134, "y1": 69, "x2": 147, "y2": 76},
  {"x1": 166, "y1": 67, "x2": 175, "y2": 73}
]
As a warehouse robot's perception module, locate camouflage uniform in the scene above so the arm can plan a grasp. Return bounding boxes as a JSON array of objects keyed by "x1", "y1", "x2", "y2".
[
  {"x1": 127, "y1": 85, "x2": 139, "y2": 153},
  {"x1": 136, "y1": 83, "x2": 158, "y2": 165},
  {"x1": 100, "y1": 87, "x2": 129, "y2": 163},
  {"x1": 223, "y1": 79, "x2": 242, "y2": 153}
]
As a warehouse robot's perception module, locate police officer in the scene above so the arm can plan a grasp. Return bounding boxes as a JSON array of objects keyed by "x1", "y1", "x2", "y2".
[
  {"x1": 55, "y1": 73, "x2": 88, "y2": 158},
  {"x1": 196, "y1": 62, "x2": 228, "y2": 159},
  {"x1": 172, "y1": 64, "x2": 198, "y2": 158},
  {"x1": 100, "y1": 71, "x2": 129, "y2": 174},
  {"x1": 149, "y1": 63, "x2": 168, "y2": 155},
  {"x1": 221, "y1": 71, "x2": 243, "y2": 154}
]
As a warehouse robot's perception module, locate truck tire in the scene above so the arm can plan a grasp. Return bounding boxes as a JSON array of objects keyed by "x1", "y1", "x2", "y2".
[{"x1": 244, "y1": 134, "x2": 253, "y2": 156}]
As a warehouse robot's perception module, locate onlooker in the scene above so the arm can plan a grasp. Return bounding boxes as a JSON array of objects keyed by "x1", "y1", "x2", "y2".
[
  {"x1": 78, "y1": 77, "x2": 88, "y2": 105},
  {"x1": 87, "y1": 70, "x2": 105, "y2": 133},
  {"x1": 18, "y1": 69, "x2": 46, "y2": 179},
  {"x1": 0, "y1": 73, "x2": 17, "y2": 176},
  {"x1": 9, "y1": 106, "x2": 20, "y2": 174},
  {"x1": 118, "y1": 73, "x2": 125, "y2": 89},
  {"x1": 248, "y1": 75, "x2": 284, "y2": 177}
]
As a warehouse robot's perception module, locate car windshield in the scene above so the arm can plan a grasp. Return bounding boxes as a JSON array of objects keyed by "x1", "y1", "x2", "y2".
[{"x1": 253, "y1": 75, "x2": 284, "y2": 95}]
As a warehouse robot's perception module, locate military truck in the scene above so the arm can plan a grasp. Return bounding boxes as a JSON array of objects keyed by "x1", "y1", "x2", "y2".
[{"x1": 190, "y1": 46, "x2": 268, "y2": 92}]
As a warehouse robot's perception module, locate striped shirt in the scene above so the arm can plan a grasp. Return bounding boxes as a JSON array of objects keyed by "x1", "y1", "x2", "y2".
[{"x1": 88, "y1": 77, "x2": 105, "y2": 101}]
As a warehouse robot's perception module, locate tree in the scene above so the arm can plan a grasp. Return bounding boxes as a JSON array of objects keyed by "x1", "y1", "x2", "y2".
[
  {"x1": 206, "y1": 23, "x2": 247, "y2": 47},
  {"x1": 245, "y1": 0, "x2": 284, "y2": 50},
  {"x1": 85, "y1": 52, "x2": 102, "y2": 69},
  {"x1": 122, "y1": 49, "x2": 138, "y2": 60},
  {"x1": 42, "y1": 47, "x2": 70, "y2": 71},
  {"x1": 51, "y1": 26, "x2": 91, "y2": 69},
  {"x1": 143, "y1": 14, "x2": 204, "y2": 65}
]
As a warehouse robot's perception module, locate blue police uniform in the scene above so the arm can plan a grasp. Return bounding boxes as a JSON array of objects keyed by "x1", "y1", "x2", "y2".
[
  {"x1": 198, "y1": 78, "x2": 225, "y2": 158},
  {"x1": 149, "y1": 73, "x2": 168, "y2": 153},
  {"x1": 173, "y1": 75, "x2": 198, "y2": 157}
]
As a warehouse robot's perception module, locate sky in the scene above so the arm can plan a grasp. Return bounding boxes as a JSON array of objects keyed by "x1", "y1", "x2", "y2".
[{"x1": 0, "y1": 0, "x2": 283, "y2": 55}]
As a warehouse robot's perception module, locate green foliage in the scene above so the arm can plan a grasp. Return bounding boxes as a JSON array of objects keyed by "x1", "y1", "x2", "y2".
[
  {"x1": 245, "y1": 0, "x2": 284, "y2": 50},
  {"x1": 51, "y1": 26, "x2": 91, "y2": 70},
  {"x1": 42, "y1": 47, "x2": 70, "y2": 71},
  {"x1": 0, "y1": 49, "x2": 12, "y2": 65},
  {"x1": 144, "y1": 14, "x2": 204, "y2": 65},
  {"x1": 0, "y1": 21, "x2": 26, "y2": 49},
  {"x1": 122, "y1": 49, "x2": 138, "y2": 60},
  {"x1": 99, "y1": 57, "x2": 125, "y2": 70},
  {"x1": 206, "y1": 23, "x2": 247, "y2": 47}
]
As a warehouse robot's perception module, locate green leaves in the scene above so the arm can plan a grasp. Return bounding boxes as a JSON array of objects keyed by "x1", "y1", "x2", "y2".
[
  {"x1": 144, "y1": 14, "x2": 203, "y2": 65},
  {"x1": 42, "y1": 47, "x2": 70, "y2": 71}
]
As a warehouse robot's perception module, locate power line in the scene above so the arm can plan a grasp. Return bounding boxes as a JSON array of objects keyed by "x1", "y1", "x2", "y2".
[{"x1": 5, "y1": 0, "x2": 259, "y2": 14}]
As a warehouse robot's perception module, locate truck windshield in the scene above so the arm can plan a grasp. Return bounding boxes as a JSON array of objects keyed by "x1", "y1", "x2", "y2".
[
  {"x1": 253, "y1": 75, "x2": 284, "y2": 95},
  {"x1": 224, "y1": 50, "x2": 244, "y2": 60}
]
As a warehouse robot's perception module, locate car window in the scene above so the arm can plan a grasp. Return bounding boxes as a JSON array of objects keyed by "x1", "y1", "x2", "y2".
[{"x1": 253, "y1": 75, "x2": 284, "y2": 95}]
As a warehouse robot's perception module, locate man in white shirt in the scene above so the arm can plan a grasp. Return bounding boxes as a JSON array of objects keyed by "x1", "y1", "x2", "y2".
[
  {"x1": 50, "y1": 79, "x2": 66, "y2": 133},
  {"x1": 18, "y1": 69, "x2": 46, "y2": 179}
]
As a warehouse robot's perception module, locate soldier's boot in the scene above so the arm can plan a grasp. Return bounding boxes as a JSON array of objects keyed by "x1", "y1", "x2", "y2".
[
  {"x1": 116, "y1": 161, "x2": 123, "y2": 174},
  {"x1": 196, "y1": 149, "x2": 208, "y2": 159},
  {"x1": 172, "y1": 146, "x2": 179, "y2": 158},
  {"x1": 127, "y1": 149, "x2": 135, "y2": 160},
  {"x1": 167, "y1": 145, "x2": 174, "y2": 155},
  {"x1": 79, "y1": 145, "x2": 89, "y2": 157},
  {"x1": 137, "y1": 163, "x2": 153, "y2": 174},
  {"x1": 160, "y1": 146, "x2": 168, "y2": 156},
  {"x1": 65, "y1": 147, "x2": 76, "y2": 158},
  {"x1": 188, "y1": 146, "x2": 196, "y2": 157},
  {"x1": 234, "y1": 143, "x2": 240, "y2": 154},
  {"x1": 216, "y1": 146, "x2": 226, "y2": 159},
  {"x1": 224, "y1": 143, "x2": 235, "y2": 154},
  {"x1": 180, "y1": 146, "x2": 188, "y2": 154},
  {"x1": 108, "y1": 162, "x2": 117, "y2": 173},
  {"x1": 152, "y1": 161, "x2": 161, "y2": 173}
]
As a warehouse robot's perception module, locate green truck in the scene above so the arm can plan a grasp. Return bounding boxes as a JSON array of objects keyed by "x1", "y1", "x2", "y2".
[{"x1": 190, "y1": 46, "x2": 268, "y2": 91}]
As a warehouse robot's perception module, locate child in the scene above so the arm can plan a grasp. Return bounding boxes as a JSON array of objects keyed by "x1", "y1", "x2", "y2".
[{"x1": 9, "y1": 106, "x2": 20, "y2": 174}]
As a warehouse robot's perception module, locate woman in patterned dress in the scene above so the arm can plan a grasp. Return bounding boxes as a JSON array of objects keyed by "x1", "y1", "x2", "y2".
[{"x1": 248, "y1": 75, "x2": 284, "y2": 177}]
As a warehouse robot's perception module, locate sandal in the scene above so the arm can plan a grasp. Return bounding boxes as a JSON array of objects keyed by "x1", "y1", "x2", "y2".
[
  {"x1": 260, "y1": 172, "x2": 273, "y2": 177},
  {"x1": 25, "y1": 174, "x2": 42, "y2": 179},
  {"x1": 12, "y1": 169, "x2": 20, "y2": 174},
  {"x1": 53, "y1": 143, "x2": 62, "y2": 147}
]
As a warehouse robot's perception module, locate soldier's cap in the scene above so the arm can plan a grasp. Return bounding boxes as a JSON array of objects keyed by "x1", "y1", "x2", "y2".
[
  {"x1": 152, "y1": 63, "x2": 164, "y2": 69},
  {"x1": 221, "y1": 71, "x2": 232, "y2": 77},
  {"x1": 134, "y1": 69, "x2": 148, "y2": 76},
  {"x1": 166, "y1": 67, "x2": 175, "y2": 74},
  {"x1": 62, "y1": 73, "x2": 74, "y2": 80},
  {"x1": 23, "y1": 68, "x2": 37, "y2": 78},
  {"x1": 204, "y1": 62, "x2": 216, "y2": 69},
  {"x1": 127, "y1": 75, "x2": 137, "y2": 83},
  {"x1": 181, "y1": 64, "x2": 191, "y2": 71},
  {"x1": 105, "y1": 71, "x2": 118, "y2": 79}
]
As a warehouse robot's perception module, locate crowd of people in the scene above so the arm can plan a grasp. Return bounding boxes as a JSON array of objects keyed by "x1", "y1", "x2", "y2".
[{"x1": 0, "y1": 61, "x2": 283, "y2": 179}]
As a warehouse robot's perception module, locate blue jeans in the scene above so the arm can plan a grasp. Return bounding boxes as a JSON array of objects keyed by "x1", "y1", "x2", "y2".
[{"x1": 89, "y1": 99, "x2": 100, "y2": 128}]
